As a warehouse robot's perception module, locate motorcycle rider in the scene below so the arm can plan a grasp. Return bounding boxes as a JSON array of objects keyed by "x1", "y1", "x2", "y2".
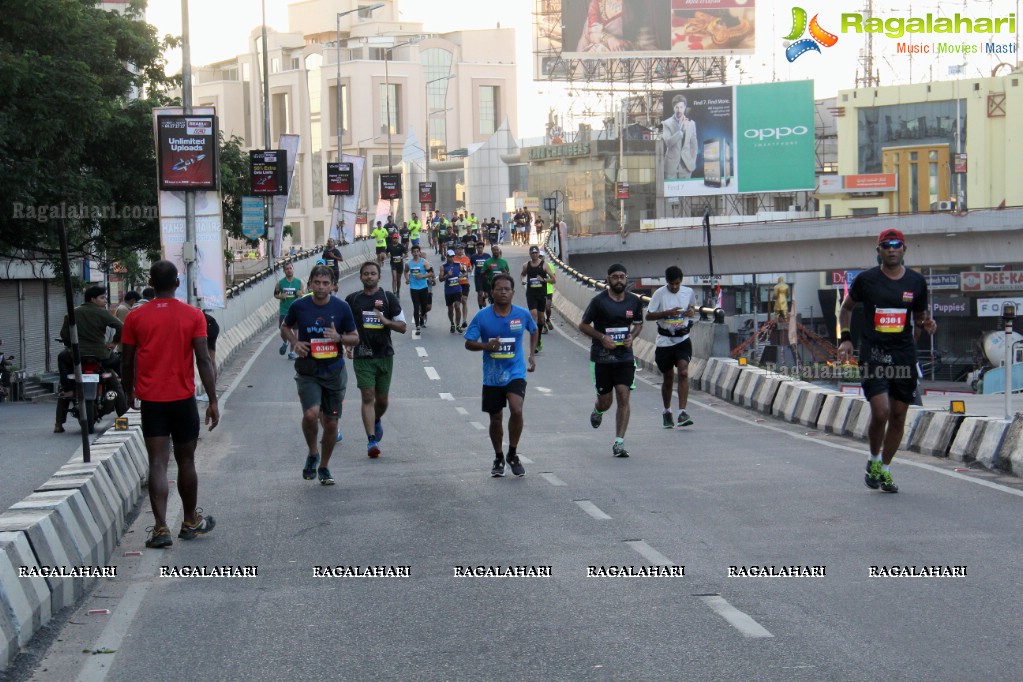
[{"x1": 55, "y1": 285, "x2": 126, "y2": 433}]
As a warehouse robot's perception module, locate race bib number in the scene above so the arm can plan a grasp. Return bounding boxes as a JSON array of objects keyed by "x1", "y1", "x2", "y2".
[
  {"x1": 529, "y1": 277, "x2": 544, "y2": 288},
  {"x1": 606, "y1": 326, "x2": 629, "y2": 346},
  {"x1": 409, "y1": 266, "x2": 421, "y2": 277},
  {"x1": 489, "y1": 337, "x2": 516, "y2": 360},
  {"x1": 874, "y1": 308, "x2": 907, "y2": 333},
  {"x1": 448, "y1": 276, "x2": 461, "y2": 287},
  {"x1": 309, "y1": 338, "x2": 338, "y2": 360},
  {"x1": 666, "y1": 317, "x2": 690, "y2": 333},
  {"x1": 362, "y1": 310, "x2": 384, "y2": 330},
  {"x1": 282, "y1": 287, "x2": 297, "y2": 299},
  {"x1": 392, "y1": 255, "x2": 403, "y2": 264}
]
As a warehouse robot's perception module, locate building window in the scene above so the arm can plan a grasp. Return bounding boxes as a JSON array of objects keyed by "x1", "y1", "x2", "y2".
[
  {"x1": 479, "y1": 85, "x2": 499, "y2": 136},
  {"x1": 271, "y1": 57, "x2": 281, "y2": 73},
  {"x1": 328, "y1": 84, "x2": 349, "y2": 137},
  {"x1": 380, "y1": 83, "x2": 400, "y2": 135},
  {"x1": 271, "y1": 92, "x2": 290, "y2": 142}
]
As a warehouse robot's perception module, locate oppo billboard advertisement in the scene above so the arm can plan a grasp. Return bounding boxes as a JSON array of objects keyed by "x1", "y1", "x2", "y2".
[{"x1": 660, "y1": 80, "x2": 815, "y2": 197}]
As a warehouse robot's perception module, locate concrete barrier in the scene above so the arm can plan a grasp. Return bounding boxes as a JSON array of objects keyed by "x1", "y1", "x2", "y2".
[
  {"x1": 0, "y1": 509, "x2": 85, "y2": 612},
  {"x1": 816, "y1": 394, "x2": 862, "y2": 435},
  {"x1": 908, "y1": 411, "x2": 965, "y2": 457},
  {"x1": 701, "y1": 358, "x2": 736, "y2": 395},
  {"x1": 733, "y1": 368, "x2": 769, "y2": 409},
  {"x1": 752, "y1": 374, "x2": 790, "y2": 415},
  {"x1": 688, "y1": 357, "x2": 708, "y2": 387},
  {"x1": 794, "y1": 387, "x2": 830, "y2": 428},
  {"x1": 999, "y1": 413, "x2": 1023, "y2": 474},
  {"x1": 0, "y1": 531, "x2": 51, "y2": 667},
  {"x1": 949, "y1": 417, "x2": 1010, "y2": 465},
  {"x1": 712, "y1": 362, "x2": 743, "y2": 401},
  {"x1": 773, "y1": 381, "x2": 816, "y2": 423}
]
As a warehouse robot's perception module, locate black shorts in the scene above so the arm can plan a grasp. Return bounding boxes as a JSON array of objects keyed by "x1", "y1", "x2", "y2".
[
  {"x1": 526, "y1": 289, "x2": 547, "y2": 310},
  {"x1": 655, "y1": 339, "x2": 693, "y2": 374},
  {"x1": 445, "y1": 292, "x2": 462, "y2": 307},
  {"x1": 140, "y1": 397, "x2": 200, "y2": 444},
  {"x1": 482, "y1": 379, "x2": 527, "y2": 414},
  {"x1": 861, "y1": 364, "x2": 917, "y2": 404},
  {"x1": 593, "y1": 362, "x2": 636, "y2": 395},
  {"x1": 375, "y1": 246, "x2": 387, "y2": 254},
  {"x1": 461, "y1": 284, "x2": 470, "y2": 297},
  {"x1": 475, "y1": 278, "x2": 490, "y2": 293}
]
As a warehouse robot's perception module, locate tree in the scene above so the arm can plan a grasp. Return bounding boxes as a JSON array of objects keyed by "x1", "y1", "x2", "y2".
[{"x1": 218, "y1": 132, "x2": 250, "y2": 240}]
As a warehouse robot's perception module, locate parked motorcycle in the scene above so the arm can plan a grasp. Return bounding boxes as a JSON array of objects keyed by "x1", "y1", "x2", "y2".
[
  {"x1": 0, "y1": 352, "x2": 14, "y2": 402},
  {"x1": 55, "y1": 346, "x2": 127, "y2": 434}
]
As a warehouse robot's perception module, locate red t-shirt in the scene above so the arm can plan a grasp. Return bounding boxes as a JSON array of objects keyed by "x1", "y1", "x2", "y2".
[{"x1": 122, "y1": 298, "x2": 207, "y2": 402}]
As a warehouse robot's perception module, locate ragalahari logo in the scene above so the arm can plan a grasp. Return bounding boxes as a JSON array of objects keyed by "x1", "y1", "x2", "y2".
[{"x1": 784, "y1": 7, "x2": 838, "y2": 62}]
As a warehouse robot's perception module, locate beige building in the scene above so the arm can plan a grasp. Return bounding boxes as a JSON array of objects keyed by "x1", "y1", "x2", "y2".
[
  {"x1": 185, "y1": 0, "x2": 518, "y2": 246},
  {"x1": 820, "y1": 69, "x2": 1023, "y2": 217}
]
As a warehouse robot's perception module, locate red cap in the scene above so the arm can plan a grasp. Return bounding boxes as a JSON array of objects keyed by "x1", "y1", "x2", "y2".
[{"x1": 878, "y1": 228, "x2": 905, "y2": 244}]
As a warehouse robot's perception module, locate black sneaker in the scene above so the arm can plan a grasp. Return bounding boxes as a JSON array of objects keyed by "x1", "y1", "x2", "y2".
[
  {"x1": 145, "y1": 525, "x2": 172, "y2": 548},
  {"x1": 178, "y1": 510, "x2": 215, "y2": 540},
  {"x1": 864, "y1": 460, "x2": 881, "y2": 489},
  {"x1": 677, "y1": 410, "x2": 694, "y2": 427},
  {"x1": 662, "y1": 411, "x2": 674, "y2": 429},
  {"x1": 590, "y1": 409, "x2": 603, "y2": 429},
  {"x1": 303, "y1": 453, "x2": 319, "y2": 480},
  {"x1": 460, "y1": 321, "x2": 468, "y2": 331},
  {"x1": 491, "y1": 458, "x2": 505, "y2": 477},
  {"x1": 507, "y1": 455, "x2": 525, "y2": 477},
  {"x1": 278, "y1": 341, "x2": 288, "y2": 356},
  {"x1": 450, "y1": 324, "x2": 457, "y2": 333},
  {"x1": 318, "y1": 467, "x2": 335, "y2": 486},
  {"x1": 612, "y1": 441, "x2": 630, "y2": 458}
]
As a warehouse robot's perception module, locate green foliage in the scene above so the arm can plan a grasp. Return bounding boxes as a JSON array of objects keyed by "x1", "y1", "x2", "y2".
[{"x1": 218, "y1": 132, "x2": 250, "y2": 240}]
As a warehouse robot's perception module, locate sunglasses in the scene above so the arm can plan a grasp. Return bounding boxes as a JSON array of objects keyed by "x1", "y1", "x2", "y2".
[{"x1": 879, "y1": 240, "x2": 904, "y2": 249}]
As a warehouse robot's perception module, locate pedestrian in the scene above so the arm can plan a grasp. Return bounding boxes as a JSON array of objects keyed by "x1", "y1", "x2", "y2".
[
  {"x1": 645, "y1": 266, "x2": 696, "y2": 428},
  {"x1": 404, "y1": 244, "x2": 433, "y2": 332},
  {"x1": 275, "y1": 261, "x2": 305, "y2": 359},
  {"x1": 114, "y1": 290, "x2": 140, "y2": 353},
  {"x1": 281, "y1": 264, "x2": 360, "y2": 485},
  {"x1": 386, "y1": 233, "x2": 407, "y2": 295},
  {"x1": 464, "y1": 273, "x2": 538, "y2": 477},
  {"x1": 579, "y1": 263, "x2": 644, "y2": 457},
  {"x1": 345, "y1": 262, "x2": 407, "y2": 458},
  {"x1": 120, "y1": 261, "x2": 219, "y2": 548},
  {"x1": 520, "y1": 246, "x2": 554, "y2": 352},
  {"x1": 839, "y1": 228, "x2": 936, "y2": 493}
]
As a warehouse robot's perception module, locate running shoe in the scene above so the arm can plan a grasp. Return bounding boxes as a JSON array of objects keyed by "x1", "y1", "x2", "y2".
[
  {"x1": 415, "y1": 326, "x2": 421, "y2": 333},
  {"x1": 336, "y1": 424, "x2": 343, "y2": 443},
  {"x1": 450, "y1": 324, "x2": 457, "y2": 333},
  {"x1": 612, "y1": 441, "x2": 630, "y2": 458},
  {"x1": 677, "y1": 410, "x2": 694, "y2": 428},
  {"x1": 317, "y1": 467, "x2": 335, "y2": 486},
  {"x1": 367, "y1": 440, "x2": 381, "y2": 458},
  {"x1": 288, "y1": 351, "x2": 297, "y2": 360},
  {"x1": 864, "y1": 460, "x2": 881, "y2": 489},
  {"x1": 460, "y1": 321, "x2": 468, "y2": 331},
  {"x1": 546, "y1": 320, "x2": 554, "y2": 331},
  {"x1": 279, "y1": 341, "x2": 288, "y2": 356},
  {"x1": 878, "y1": 468, "x2": 898, "y2": 493},
  {"x1": 590, "y1": 409, "x2": 603, "y2": 429},
  {"x1": 145, "y1": 525, "x2": 172, "y2": 548},
  {"x1": 507, "y1": 454, "x2": 525, "y2": 477},
  {"x1": 662, "y1": 411, "x2": 674, "y2": 429},
  {"x1": 178, "y1": 510, "x2": 216, "y2": 540},
  {"x1": 303, "y1": 452, "x2": 319, "y2": 480},
  {"x1": 374, "y1": 419, "x2": 384, "y2": 443},
  {"x1": 542, "y1": 325, "x2": 548, "y2": 335},
  {"x1": 536, "y1": 339, "x2": 543, "y2": 353},
  {"x1": 491, "y1": 457, "x2": 505, "y2": 477}
]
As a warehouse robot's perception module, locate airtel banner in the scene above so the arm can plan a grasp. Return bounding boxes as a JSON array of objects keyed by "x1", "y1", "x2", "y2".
[{"x1": 961, "y1": 271, "x2": 1023, "y2": 292}]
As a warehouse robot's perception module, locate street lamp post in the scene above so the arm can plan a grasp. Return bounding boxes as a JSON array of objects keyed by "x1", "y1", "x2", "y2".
[{"x1": 382, "y1": 36, "x2": 425, "y2": 216}]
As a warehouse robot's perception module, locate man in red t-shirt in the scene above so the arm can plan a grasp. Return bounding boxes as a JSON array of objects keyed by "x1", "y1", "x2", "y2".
[{"x1": 121, "y1": 260, "x2": 220, "y2": 549}]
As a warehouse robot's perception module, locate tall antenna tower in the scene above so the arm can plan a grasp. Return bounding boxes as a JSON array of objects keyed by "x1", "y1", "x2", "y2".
[{"x1": 855, "y1": 0, "x2": 880, "y2": 87}]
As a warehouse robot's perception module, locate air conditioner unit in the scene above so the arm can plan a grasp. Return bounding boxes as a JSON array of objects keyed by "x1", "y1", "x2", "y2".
[{"x1": 937, "y1": 200, "x2": 953, "y2": 211}]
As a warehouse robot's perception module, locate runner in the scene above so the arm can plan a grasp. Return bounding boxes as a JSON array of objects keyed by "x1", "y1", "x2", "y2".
[
  {"x1": 345, "y1": 262, "x2": 407, "y2": 459},
  {"x1": 645, "y1": 266, "x2": 696, "y2": 428},
  {"x1": 839, "y1": 228, "x2": 936, "y2": 493},
  {"x1": 399, "y1": 221, "x2": 411, "y2": 249},
  {"x1": 120, "y1": 260, "x2": 219, "y2": 548},
  {"x1": 321, "y1": 239, "x2": 343, "y2": 284},
  {"x1": 487, "y1": 218, "x2": 501, "y2": 247},
  {"x1": 281, "y1": 264, "x2": 360, "y2": 486},
  {"x1": 482, "y1": 245, "x2": 510, "y2": 297},
  {"x1": 404, "y1": 245, "x2": 433, "y2": 333},
  {"x1": 409, "y1": 213, "x2": 422, "y2": 247},
  {"x1": 464, "y1": 273, "x2": 538, "y2": 477},
  {"x1": 544, "y1": 257, "x2": 557, "y2": 333},
  {"x1": 453, "y1": 244, "x2": 472, "y2": 330},
  {"x1": 520, "y1": 246, "x2": 554, "y2": 352},
  {"x1": 442, "y1": 250, "x2": 464, "y2": 333},
  {"x1": 275, "y1": 262, "x2": 305, "y2": 359},
  {"x1": 371, "y1": 220, "x2": 389, "y2": 266},
  {"x1": 386, "y1": 233, "x2": 407, "y2": 295},
  {"x1": 470, "y1": 241, "x2": 492, "y2": 310},
  {"x1": 578, "y1": 263, "x2": 644, "y2": 458}
]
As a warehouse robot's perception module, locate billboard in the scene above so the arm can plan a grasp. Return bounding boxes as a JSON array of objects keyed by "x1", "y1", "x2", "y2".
[
  {"x1": 380, "y1": 173, "x2": 402, "y2": 200},
  {"x1": 419, "y1": 182, "x2": 435, "y2": 204},
  {"x1": 156, "y1": 115, "x2": 219, "y2": 191},
  {"x1": 250, "y1": 150, "x2": 289, "y2": 196},
  {"x1": 327, "y1": 162, "x2": 354, "y2": 196},
  {"x1": 660, "y1": 80, "x2": 815, "y2": 197},
  {"x1": 535, "y1": 0, "x2": 755, "y2": 78}
]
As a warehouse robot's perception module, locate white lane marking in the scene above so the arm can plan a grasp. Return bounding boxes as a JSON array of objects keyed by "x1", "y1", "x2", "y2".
[
  {"x1": 555, "y1": 317, "x2": 1023, "y2": 500},
  {"x1": 539, "y1": 472, "x2": 567, "y2": 487},
  {"x1": 424, "y1": 366, "x2": 440, "y2": 381},
  {"x1": 470, "y1": 421, "x2": 485, "y2": 430},
  {"x1": 518, "y1": 456, "x2": 534, "y2": 464},
  {"x1": 535, "y1": 386, "x2": 552, "y2": 393},
  {"x1": 700, "y1": 595, "x2": 774, "y2": 639},
  {"x1": 455, "y1": 407, "x2": 469, "y2": 416},
  {"x1": 625, "y1": 540, "x2": 675, "y2": 566},
  {"x1": 575, "y1": 500, "x2": 612, "y2": 520},
  {"x1": 416, "y1": 346, "x2": 428, "y2": 357},
  {"x1": 439, "y1": 393, "x2": 454, "y2": 401}
]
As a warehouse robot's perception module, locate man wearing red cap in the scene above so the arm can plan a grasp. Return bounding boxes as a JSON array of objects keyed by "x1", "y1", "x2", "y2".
[{"x1": 837, "y1": 229, "x2": 936, "y2": 493}]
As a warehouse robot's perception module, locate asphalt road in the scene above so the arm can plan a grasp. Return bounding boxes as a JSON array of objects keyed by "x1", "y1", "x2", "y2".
[{"x1": 17, "y1": 246, "x2": 1023, "y2": 681}]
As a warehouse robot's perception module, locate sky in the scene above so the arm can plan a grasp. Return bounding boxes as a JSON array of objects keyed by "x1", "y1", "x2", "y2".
[{"x1": 145, "y1": 0, "x2": 1022, "y2": 139}]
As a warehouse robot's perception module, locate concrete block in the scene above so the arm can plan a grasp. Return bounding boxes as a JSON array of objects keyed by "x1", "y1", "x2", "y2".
[
  {"x1": 949, "y1": 417, "x2": 1010, "y2": 465},
  {"x1": 713, "y1": 363, "x2": 743, "y2": 401},
  {"x1": 900, "y1": 406, "x2": 926, "y2": 451},
  {"x1": 87, "y1": 451, "x2": 140, "y2": 517},
  {"x1": 10, "y1": 491, "x2": 103, "y2": 570},
  {"x1": 50, "y1": 464, "x2": 124, "y2": 541},
  {"x1": 909, "y1": 411, "x2": 965, "y2": 457},
  {"x1": 94, "y1": 431, "x2": 148, "y2": 480},
  {"x1": 794, "y1": 387, "x2": 830, "y2": 428},
  {"x1": 36, "y1": 475, "x2": 117, "y2": 561},
  {"x1": 0, "y1": 531, "x2": 51, "y2": 649},
  {"x1": 752, "y1": 375, "x2": 790, "y2": 414},
  {"x1": 687, "y1": 357, "x2": 707, "y2": 386},
  {"x1": 701, "y1": 358, "x2": 737, "y2": 395},
  {"x1": 733, "y1": 368, "x2": 769, "y2": 409},
  {"x1": 0, "y1": 510, "x2": 83, "y2": 611},
  {"x1": 847, "y1": 399, "x2": 873, "y2": 441},
  {"x1": 773, "y1": 381, "x2": 816, "y2": 423},
  {"x1": 816, "y1": 394, "x2": 862, "y2": 435},
  {"x1": 998, "y1": 413, "x2": 1023, "y2": 475}
]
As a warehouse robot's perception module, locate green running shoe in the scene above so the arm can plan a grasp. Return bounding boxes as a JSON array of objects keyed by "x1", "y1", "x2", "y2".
[
  {"x1": 878, "y1": 468, "x2": 899, "y2": 493},
  {"x1": 864, "y1": 460, "x2": 882, "y2": 490}
]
